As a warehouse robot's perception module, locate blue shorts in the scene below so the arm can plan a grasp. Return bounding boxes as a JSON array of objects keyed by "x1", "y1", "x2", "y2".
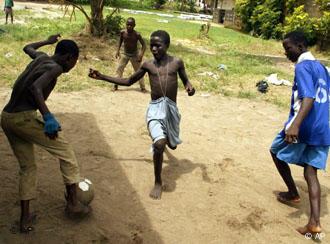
[{"x1": 270, "y1": 133, "x2": 329, "y2": 170}]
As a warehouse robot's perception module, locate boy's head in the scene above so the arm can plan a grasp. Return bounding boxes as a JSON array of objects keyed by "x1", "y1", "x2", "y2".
[
  {"x1": 126, "y1": 17, "x2": 136, "y2": 33},
  {"x1": 283, "y1": 31, "x2": 308, "y2": 63},
  {"x1": 54, "y1": 39, "x2": 79, "y2": 72},
  {"x1": 150, "y1": 30, "x2": 170, "y2": 60}
]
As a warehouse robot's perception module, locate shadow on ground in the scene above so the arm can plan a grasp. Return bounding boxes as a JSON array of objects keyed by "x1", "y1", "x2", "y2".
[{"x1": 0, "y1": 112, "x2": 163, "y2": 244}]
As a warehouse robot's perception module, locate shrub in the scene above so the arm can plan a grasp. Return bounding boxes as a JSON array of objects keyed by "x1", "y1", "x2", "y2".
[
  {"x1": 104, "y1": 14, "x2": 125, "y2": 36},
  {"x1": 250, "y1": 3, "x2": 283, "y2": 39},
  {"x1": 316, "y1": 11, "x2": 330, "y2": 49},
  {"x1": 235, "y1": 0, "x2": 261, "y2": 32},
  {"x1": 283, "y1": 5, "x2": 318, "y2": 45},
  {"x1": 316, "y1": 0, "x2": 330, "y2": 11},
  {"x1": 236, "y1": 0, "x2": 284, "y2": 39}
]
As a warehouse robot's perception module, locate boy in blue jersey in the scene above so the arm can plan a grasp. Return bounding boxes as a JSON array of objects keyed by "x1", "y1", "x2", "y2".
[{"x1": 270, "y1": 31, "x2": 330, "y2": 236}]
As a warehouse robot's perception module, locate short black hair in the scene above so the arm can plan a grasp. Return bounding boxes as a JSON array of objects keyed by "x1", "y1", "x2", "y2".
[
  {"x1": 284, "y1": 31, "x2": 308, "y2": 47},
  {"x1": 55, "y1": 39, "x2": 79, "y2": 58},
  {"x1": 127, "y1": 17, "x2": 135, "y2": 24},
  {"x1": 151, "y1": 30, "x2": 170, "y2": 47}
]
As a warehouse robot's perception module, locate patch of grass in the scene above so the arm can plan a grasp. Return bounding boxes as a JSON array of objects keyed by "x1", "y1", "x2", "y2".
[{"x1": 238, "y1": 90, "x2": 257, "y2": 99}]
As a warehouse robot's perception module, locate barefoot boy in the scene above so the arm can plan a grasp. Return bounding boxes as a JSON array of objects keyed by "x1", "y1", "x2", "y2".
[
  {"x1": 89, "y1": 30, "x2": 195, "y2": 199},
  {"x1": 113, "y1": 17, "x2": 146, "y2": 92},
  {"x1": 270, "y1": 31, "x2": 330, "y2": 236},
  {"x1": 1, "y1": 34, "x2": 90, "y2": 233}
]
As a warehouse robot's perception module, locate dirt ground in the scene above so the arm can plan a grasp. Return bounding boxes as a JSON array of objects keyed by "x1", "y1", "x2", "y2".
[{"x1": 0, "y1": 85, "x2": 329, "y2": 244}]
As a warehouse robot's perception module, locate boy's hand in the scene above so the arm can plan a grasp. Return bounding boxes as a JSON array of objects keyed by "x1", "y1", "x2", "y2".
[
  {"x1": 47, "y1": 34, "x2": 61, "y2": 44},
  {"x1": 185, "y1": 85, "x2": 195, "y2": 96},
  {"x1": 285, "y1": 124, "x2": 299, "y2": 144},
  {"x1": 115, "y1": 51, "x2": 120, "y2": 59},
  {"x1": 43, "y1": 113, "x2": 61, "y2": 140},
  {"x1": 88, "y1": 68, "x2": 103, "y2": 80}
]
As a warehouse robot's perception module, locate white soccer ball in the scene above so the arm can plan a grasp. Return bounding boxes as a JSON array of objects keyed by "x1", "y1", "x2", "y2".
[{"x1": 77, "y1": 178, "x2": 94, "y2": 206}]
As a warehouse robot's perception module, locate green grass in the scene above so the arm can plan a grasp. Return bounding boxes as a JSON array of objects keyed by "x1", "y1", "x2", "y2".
[{"x1": 0, "y1": 5, "x2": 328, "y2": 107}]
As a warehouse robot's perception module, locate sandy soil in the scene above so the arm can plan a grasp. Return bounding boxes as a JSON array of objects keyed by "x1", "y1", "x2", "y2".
[{"x1": 0, "y1": 86, "x2": 329, "y2": 244}]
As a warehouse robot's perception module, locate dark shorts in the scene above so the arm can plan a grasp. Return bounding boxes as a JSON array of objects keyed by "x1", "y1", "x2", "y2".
[{"x1": 4, "y1": 7, "x2": 13, "y2": 14}]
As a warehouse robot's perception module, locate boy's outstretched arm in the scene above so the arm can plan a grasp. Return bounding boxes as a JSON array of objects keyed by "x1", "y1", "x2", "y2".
[
  {"x1": 285, "y1": 98, "x2": 314, "y2": 143},
  {"x1": 137, "y1": 34, "x2": 146, "y2": 62},
  {"x1": 23, "y1": 34, "x2": 61, "y2": 59},
  {"x1": 178, "y1": 59, "x2": 195, "y2": 96},
  {"x1": 89, "y1": 66, "x2": 147, "y2": 86}
]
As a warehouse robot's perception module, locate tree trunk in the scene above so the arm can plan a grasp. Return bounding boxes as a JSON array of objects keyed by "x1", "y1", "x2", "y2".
[{"x1": 90, "y1": 0, "x2": 105, "y2": 36}]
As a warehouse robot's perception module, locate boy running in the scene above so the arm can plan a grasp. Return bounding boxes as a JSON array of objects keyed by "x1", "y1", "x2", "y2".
[
  {"x1": 89, "y1": 30, "x2": 195, "y2": 199},
  {"x1": 270, "y1": 31, "x2": 330, "y2": 236},
  {"x1": 113, "y1": 17, "x2": 146, "y2": 92},
  {"x1": 1, "y1": 34, "x2": 90, "y2": 233}
]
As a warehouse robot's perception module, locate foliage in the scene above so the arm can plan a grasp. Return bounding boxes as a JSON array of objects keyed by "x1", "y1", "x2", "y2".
[
  {"x1": 235, "y1": 0, "x2": 284, "y2": 39},
  {"x1": 250, "y1": 2, "x2": 283, "y2": 39},
  {"x1": 316, "y1": 11, "x2": 330, "y2": 49},
  {"x1": 235, "y1": 0, "x2": 261, "y2": 32},
  {"x1": 170, "y1": 0, "x2": 197, "y2": 13},
  {"x1": 236, "y1": 0, "x2": 329, "y2": 50},
  {"x1": 316, "y1": 0, "x2": 330, "y2": 11},
  {"x1": 283, "y1": 5, "x2": 318, "y2": 46},
  {"x1": 285, "y1": 0, "x2": 304, "y2": 15},
  {"x1": 104, "y1": 13, "x2": 125, "y2": 36}
]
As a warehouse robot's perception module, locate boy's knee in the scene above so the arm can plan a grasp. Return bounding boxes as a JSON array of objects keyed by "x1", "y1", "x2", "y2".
[
  {"x1": 304, "y1": 165, "x2": 317, "y2": 181},
  {"x1": 154, "y1": 139, "x2": 166, "y2": 153}
]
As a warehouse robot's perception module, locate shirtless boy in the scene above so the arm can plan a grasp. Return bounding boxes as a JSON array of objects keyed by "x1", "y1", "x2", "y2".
[
  {"x1": 89, "y1": 30, "x2": 195, "y2": 199},
  {"x1": 1, "y1": 34, "x2": 90, "y2": 233},
  {"x1": 113, "y1": 17, "x2": 146, "y2": 92}
]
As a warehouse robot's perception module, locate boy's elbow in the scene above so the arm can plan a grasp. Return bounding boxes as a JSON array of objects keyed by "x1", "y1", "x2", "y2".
[{"x1": 23, "y1": 46, "x2": 29, "y2": 54}]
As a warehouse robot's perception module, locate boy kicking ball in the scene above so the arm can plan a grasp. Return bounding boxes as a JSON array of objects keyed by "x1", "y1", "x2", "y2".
[{"x1": 89, "y1": 30, "x2": 195, "y2": 199}]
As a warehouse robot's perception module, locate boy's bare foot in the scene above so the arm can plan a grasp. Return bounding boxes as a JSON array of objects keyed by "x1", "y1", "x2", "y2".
[
  {"x1": 277, "y1": 191, "x2": 300, "y2": 205},
  {"x1": 149, "y1": 184, "x2": 162, "y2": 200},
  {"x1": 297, "y1": 224, "x2": 322, "y2": 236},
  {"x1": 65, "y1": 201, "x2": 91, "y2": 218},
  {"x1": 20, "y1": 213, "x2": 37, "y2": 233}
]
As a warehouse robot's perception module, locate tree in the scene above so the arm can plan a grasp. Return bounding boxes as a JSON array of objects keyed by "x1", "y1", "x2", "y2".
[{"x1": 55, "y1": 0, "x2": 112, "y2": 36}]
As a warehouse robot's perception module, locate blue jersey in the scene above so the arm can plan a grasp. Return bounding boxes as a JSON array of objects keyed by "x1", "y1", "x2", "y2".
[{"x1": 281, "y1": 59, "x2": 330, "y2": 146}]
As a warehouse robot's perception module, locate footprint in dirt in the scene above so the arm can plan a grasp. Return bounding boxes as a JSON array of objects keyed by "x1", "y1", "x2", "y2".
[
  {"x1": 218, "y1": 157, "x2": 235, "y2": 171},
  {"x1": 131, "y1": 232, "x2": 143, "y2": 244},
  {"x1": 226, "y1": 203, "x2": 268, "y2": 232}
]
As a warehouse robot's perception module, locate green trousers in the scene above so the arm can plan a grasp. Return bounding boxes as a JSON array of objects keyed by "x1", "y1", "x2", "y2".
[{"x1": 1, "y1": 110, "x2": 80, "y2": 200}]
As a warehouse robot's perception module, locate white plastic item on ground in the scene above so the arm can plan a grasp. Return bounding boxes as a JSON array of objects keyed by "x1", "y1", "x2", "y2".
[
  {"x1": 326, "y1": 66, "x2": 330, "y2": 75},
  {"x1": 265, "y1": 73, "x2": 292, "y2": 86}
]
